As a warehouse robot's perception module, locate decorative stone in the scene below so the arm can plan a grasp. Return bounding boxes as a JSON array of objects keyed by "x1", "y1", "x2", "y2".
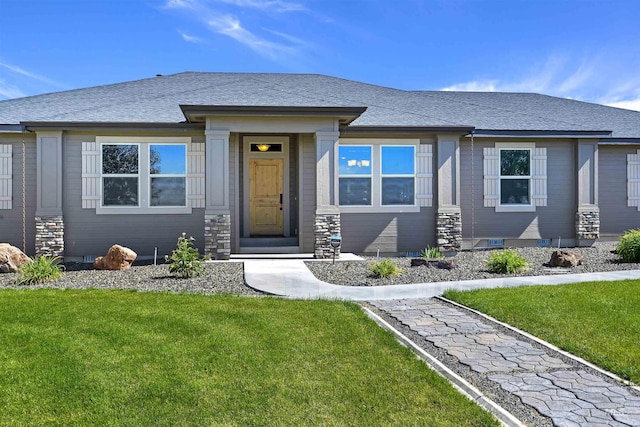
[
  {"x1": 93, "y1": 245, "x2": 137, "y2": 270},
  {"x1": 410, "y1": 258, "x2": 428, "y2": 267},
  {"x1": 35, "y1": 215, "x2": 64, "y2": 257},
  {"x1": 436, "y1": 210, "x2": 462, "y2": 252},
  {"x1": 204, "y1": 214, "x2": 231, "y2": 260},
  {"x1": 314, "y1": 212, "x2": 341, "y2": 259},
  {"x1": 0, "y1": 243, "x2": 31, "y2": 273},
  {"x1": 549, "y1": 249, "x2": 583, "y2": 267},
  {"x1": 575, "y1": 210, "x2": 599, "y2": 240}
]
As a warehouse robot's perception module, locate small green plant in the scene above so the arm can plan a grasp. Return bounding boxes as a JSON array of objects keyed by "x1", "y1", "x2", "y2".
[
  {"x1": 17, "y1": 256, "x2": 65, "y2": 286},
  {"x1": 369, "y1": 259, "x2": 402, "y2": 278},
  {"x1": 420, "y1": 245, "x2": 444, "y2": 259},
  {"x1": 165, "y1": 233, "x2": 204, "y2": 278},
  {"x1": 485, "y1": 249, "x2": 528, "y2": 274},
  {"x1": 616, "y1": 229, "x2": 640, "y2": 262}
]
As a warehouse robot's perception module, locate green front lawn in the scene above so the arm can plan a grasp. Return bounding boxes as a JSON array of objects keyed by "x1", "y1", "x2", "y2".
[
  {"x1": 445, "y1": 280, "x2": 640, "y2": 384},
  {"x1": 0, "y1": 290, "x2": 498, "y2": 426}
]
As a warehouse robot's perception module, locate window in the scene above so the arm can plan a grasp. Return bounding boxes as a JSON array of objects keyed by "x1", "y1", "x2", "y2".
[
  {"x1": 339, "y1": 145, "x2": 372, "y2": 206},
  {"x1": 338, "y1": 140, "x2": 422, "y2": 212},
  {"x1": 102, "y1": 144, "x2": 139, "y2": 206},
  {"x1": 92, "y1": 137, "x2": 193, "y2": 214},
  {"x1": 381, "y1": 146, "x2": 415, "y2": 205},
  {"x1": 149, "y1": 144, "x2": 186, "y2": 207},
  {"x1": 500, "y1": 149, "x2": 530, "y2": 205},
  {"x1": 483, "y1": 143, "x2": 547, "y2": 212}
]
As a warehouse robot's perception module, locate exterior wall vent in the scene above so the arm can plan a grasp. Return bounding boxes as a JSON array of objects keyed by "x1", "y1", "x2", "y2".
[
  {"x1": 536, "y1": 239, "x2": 551, "y2": 247},
  {"x1": 488, "y1": 239, "x2": 504, "y2": 247},
  {"x1": 83, "y1": 255, "x2": 96, "y2": 263}
]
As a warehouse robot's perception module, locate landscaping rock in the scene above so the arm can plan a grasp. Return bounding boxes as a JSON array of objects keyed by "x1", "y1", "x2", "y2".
[
  {"x1": 549, "y1": 249, "x2": 583, "y2": 267},
  {"x1": 410, "y1": 258, "x2": 428, "y2": 267},
  {"x1": 410, "y1": 258, "x2": 457, "y2": 269},
  {"x1": 0, "y1": 243, "x2": 31, "y2": 273},
  {"x1": 93, "y1": 245, "x2": 137, "y2": 271}
]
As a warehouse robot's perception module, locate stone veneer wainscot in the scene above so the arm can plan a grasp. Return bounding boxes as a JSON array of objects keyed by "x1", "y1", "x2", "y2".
[
  {"x1": 314, "y1": 213, "x2": 341, "y2": 259},
  {"x1": 35, "y1": 215, "x2": 64, "y2": 257},
  {"x1": 204, "y1": 214, "x2": 231, "y2": 260}
]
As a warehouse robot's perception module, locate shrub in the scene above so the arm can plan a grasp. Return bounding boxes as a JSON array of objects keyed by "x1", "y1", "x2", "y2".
[
  {"x1": 616, "y1": 229, "x2": 640, "y2": 262},
  {"x1": 420, "y1": 245, "x2": 444, "y2": 259},
  {"x1": 485, "y1": 249, "x2": 528, "y2": 274},
  {"x1": 165, "y1": 233, "x2": 204, "y2": 278},
  {"x1": 369, "y1": 259, "x2": 402, "y2": 278},
  {"x1": 17, "y1": 256, "x2": 64, "y2": 286}
]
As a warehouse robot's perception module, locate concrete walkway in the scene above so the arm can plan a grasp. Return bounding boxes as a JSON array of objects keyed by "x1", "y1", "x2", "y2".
[{"x1": 243, "y1": 259, "x2": 640, "y2": 300}]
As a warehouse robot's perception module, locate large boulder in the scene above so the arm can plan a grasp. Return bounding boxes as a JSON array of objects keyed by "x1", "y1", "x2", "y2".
[
  {"x1": 93, "y1": 245, "x2": 137, "y2": 271},
  {"x1": 0, "y1": 243, "x2": 31, "y2": 273},
  {"x1": 549, "y1": 249, "x2": 583, "y2": 268}
]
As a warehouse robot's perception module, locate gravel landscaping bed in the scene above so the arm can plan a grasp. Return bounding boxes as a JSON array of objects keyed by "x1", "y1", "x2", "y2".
[
  {"x1": 306, "y1": 243, "x2": 640, "y2": 286},
  {"x1": 0, "y1": 261, "x2": 263, "y2": 296}
]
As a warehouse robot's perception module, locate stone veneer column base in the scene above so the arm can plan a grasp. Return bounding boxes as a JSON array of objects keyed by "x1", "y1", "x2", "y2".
[
  {"x1": 576, "y1": 209, "x2": 600, "y2": 240},
  {"x1": 35, "y1": 215, "x2": 64, "y2": 257},
  {"x1": 436, "y1": 210, "x2": 462, "y2": 252},
  {"x1": 204, "y1": 214, "x2": 231, "y2": 260},
  {"x1": 314, "y1": 212, "x2": 341, "y2": 259}
]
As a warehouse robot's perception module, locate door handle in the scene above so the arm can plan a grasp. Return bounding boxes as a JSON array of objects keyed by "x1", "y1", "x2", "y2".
[{"x1": 280, "y1": 193, "x2": 283, "y2": 210}]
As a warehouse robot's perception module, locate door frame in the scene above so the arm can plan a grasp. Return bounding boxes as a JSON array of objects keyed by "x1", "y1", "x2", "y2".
[{"x1": 242, "y1": 136, "x2": 290, "y2": 238}]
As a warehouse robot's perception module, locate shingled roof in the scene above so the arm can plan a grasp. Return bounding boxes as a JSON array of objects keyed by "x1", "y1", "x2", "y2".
[{"x1": 1, "y1": 71, "x2": 639, "y2": 139}]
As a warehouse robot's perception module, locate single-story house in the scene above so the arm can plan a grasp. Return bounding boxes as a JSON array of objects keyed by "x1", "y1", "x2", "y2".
[{"x1": 1, "y1": 72, "x2": 640, "y2": 260}]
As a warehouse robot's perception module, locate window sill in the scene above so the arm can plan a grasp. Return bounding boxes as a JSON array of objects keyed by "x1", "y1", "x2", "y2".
[
  {"x1": 96, "y1": 206, "x2": 193, "y2": 215},
  {"x1": 340, "y1": 205, "x2": 421, "y2": 214},
  {"x1": 495, "y1": 204, "x2": 536, "y2": 213}
]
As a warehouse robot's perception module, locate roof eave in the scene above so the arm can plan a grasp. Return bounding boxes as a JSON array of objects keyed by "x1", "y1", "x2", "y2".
[
  {"x1": 469, "y1": 129, "x2": 613, "y2": 138},
  {"x1": 340, "y1": 125, "x2": 475, "y2": 136},
  {"x1": 20, "y1": 121, "x2": 204, "y2": 131},
  {"x1": 180, "y1": 105, "x2": 368, "y2": 125}
]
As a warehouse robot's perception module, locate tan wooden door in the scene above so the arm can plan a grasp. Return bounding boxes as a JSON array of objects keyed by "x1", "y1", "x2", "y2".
[{"x1": 249, "y1": 158, "x2": 284, "y2": 235}]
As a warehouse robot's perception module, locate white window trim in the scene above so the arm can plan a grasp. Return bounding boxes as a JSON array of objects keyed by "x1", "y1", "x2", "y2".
[
  {"x1": 495, "y1": 142, "x2": 536, "y2": 213},
  {"x1": 96, "y1": 136, "x2": 192, "y2": 214},
  {"x1": 339, "y1": 139, "x2": 421, "y2": 213}
]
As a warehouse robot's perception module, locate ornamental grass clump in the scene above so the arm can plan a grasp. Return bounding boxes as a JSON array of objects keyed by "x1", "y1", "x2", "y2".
[
  {"x1": 616, "y1": 229, "x2": 640, "y2": 263},
  {"x1": 369, "y1": 259, "x2": 402, "y2": 278},
  {"x1": 166, "y1": 233, "x2": 204, "y2": 278},
  {"x1": 17, "y1": 255, "x2": 65, "y2": 286},
  {"x1": 420, "y1": 245, "x2": 445, "y2": 259},
  {"x1": 486, "y1": 249, "x2": 528, "y2": 274}
]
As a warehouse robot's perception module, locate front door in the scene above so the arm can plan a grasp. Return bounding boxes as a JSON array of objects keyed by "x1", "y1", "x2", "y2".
[{"x1": 249, "y1": 158, "x2": 284, "y2": 236}]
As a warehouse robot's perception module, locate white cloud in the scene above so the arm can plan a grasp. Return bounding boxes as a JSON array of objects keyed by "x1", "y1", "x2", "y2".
[
  {"x1": 179, "y1": 30, "x2": 203, "y2": 43},
  {"x1": 208, "y1": 14, "x2": 294, "y2": 58},
  {"x1": 0, "y1": 61, "x2": 65, "y2": 88},
  {"x1": 441, "y1": 80, "x2": 498, "y2": 92},
  {"x1": 216, "y1": 0, "x2": 305, "y2": 12},
  {"x1": 605, "y1": 99, "x2": 640, "y2": 112},
  {"x1": 0, "y1": 79, "x2": 26, "y2": 99},
  {"x1": 440, "y1": 54, "x2": 640, "y2": 112},
  {"x1": 163, "y1": 0, "x2": 304, "y2": 60}
]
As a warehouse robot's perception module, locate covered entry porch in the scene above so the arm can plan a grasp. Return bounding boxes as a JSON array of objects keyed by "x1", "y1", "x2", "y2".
[{"x1": 180, "y1": 105, "x2": 366, "y2": 259}]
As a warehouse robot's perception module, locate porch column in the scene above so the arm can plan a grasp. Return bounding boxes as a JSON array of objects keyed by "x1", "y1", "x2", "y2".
[
  {"x1": 204, "y1": 129, "x2": 231, "y2": 260},
  {"x1": 35, "y1": 131, "x2": 64, "y2": 257},
  {"x1": 313, "y1": 131, "x2": 341, "y2": 258},
  {"x1": 576, "y1": 139, "x2": 599, "y2": 243},
  {"x1": 436, "y1": 135, "x2": 462, "y2": 252}
]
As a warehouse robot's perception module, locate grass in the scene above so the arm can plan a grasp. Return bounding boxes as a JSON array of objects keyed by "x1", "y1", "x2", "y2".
[
  {"x1": 0, "y1": 290, "x2": 498, "y2": 426},
  {"x1": 445, "y1": 280, "x2": 640, "y2": 384}
]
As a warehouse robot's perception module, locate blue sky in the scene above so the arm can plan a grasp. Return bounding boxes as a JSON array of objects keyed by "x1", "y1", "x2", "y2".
[{"x1": 1, "y1": 0, "x2": 640, "y2": 110}]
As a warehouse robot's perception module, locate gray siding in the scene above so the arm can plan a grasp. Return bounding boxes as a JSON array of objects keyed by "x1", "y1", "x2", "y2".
[
  {"x1": 229, "y1": 133, "x2": 238, "y2": 252},
  {"x1": 62, "y1": 132, "x2": 205, "y2": 258},
  {"x1": 341, "y1": 210, "x2": 436, "y2": 254},
  {"x1": 599, "y1": 146, "x2": 640, "y2": 235},
  {"x1": 0, "y1": 133, "x2": 36, "y2": 255},
  {"x1": 460, "y1": 139, "x2": 576, "y2": 240},
  {"x1": 301, "y1": 133, "x2": 316, "y2": 252},
  {"x1": 289, "y1": 135, "x2": 298, "y2": 237}
]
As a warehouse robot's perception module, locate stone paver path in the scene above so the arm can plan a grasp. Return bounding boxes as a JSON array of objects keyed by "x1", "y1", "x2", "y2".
[{"x1": 370, "y1": 298, "x2": 640, "y2": 427}]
